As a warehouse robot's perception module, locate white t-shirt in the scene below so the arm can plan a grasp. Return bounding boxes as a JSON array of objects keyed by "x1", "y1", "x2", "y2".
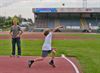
[{"x1": 42, "y1": 32, "x2": 52, "y2": 51}]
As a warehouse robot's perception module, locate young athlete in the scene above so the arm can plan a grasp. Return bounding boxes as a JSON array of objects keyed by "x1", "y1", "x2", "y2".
[{"x1": 28, "y1": 26, "x2": 63, "y2": 68}]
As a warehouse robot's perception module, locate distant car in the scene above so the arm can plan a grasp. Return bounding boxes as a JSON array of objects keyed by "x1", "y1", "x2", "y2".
[
  {"x1": 97, "y1": 26, "x2": 100, "y2": 33},
  {"x1": 20, "y1": 27, "x2": 26, "y2": 31},
  {"x1": 0, "y1": 29, "x2": 2, "y2": 32},
  {"x1": 19, "y1": 22, "x2": 29, "y2": 31},
  {"x1": 20, "y1": 21, "x2": 31, "y2": 26}
]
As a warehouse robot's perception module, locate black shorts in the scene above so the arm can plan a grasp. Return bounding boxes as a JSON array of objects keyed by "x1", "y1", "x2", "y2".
[{"x1": 42, "y1": 50, "x2": 52, "y2": 57}]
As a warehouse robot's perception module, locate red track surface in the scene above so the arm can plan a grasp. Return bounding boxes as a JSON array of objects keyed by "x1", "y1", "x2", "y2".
[
  {"x1": 0, "y1": 56, "x2": 77, "y2": 73},
  {"x1": 0, "y1": 32, "x2": 92, "y2": 40}
]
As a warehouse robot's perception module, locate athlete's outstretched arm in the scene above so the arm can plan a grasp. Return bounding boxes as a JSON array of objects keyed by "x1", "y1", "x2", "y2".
[{"x1": 52, "y1": 26, "x2": 63, "y2": 32}]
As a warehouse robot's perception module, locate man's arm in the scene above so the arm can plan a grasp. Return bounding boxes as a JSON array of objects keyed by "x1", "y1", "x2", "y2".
[
  {"x1": 9, "y1": 31, "x2": 13, "y2": 36},
  {"x1": 9, "y1": 27, "x2": 13, "y2": 36},
  {"x1": 19, "y1": 30, "x2": 23, "y2": 36},
  {"x1": 18, "y1": 29, "x2": 23, "y2": 36},
  {"x1": 17, "y1": 26, "x2": 23, "y2": 37}
]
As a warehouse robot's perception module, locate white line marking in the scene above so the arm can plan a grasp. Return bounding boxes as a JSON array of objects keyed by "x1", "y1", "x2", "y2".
[{"x1": 61, "y1": 54, "x2": 80, "y2": 73}]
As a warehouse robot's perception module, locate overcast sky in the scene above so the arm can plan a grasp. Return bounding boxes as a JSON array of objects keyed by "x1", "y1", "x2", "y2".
[
  {"x1": 0, "y1": 0, "x2": 62, "y2": 21},
  {"x1": 0, "y1": 0, "x2": 100, "y2": 21}
]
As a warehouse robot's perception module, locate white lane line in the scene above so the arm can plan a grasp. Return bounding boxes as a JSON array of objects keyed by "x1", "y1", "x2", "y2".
[{"x1": 61, "y1": 54, "x2": 80, "y2": 73}]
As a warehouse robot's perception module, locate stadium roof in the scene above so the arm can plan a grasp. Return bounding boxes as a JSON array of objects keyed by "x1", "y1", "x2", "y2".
[{"x1": 0, "y1": 0, "x2": 100, "y2": 8}]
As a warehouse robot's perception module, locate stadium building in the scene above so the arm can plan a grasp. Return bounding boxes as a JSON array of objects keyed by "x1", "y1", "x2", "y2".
[{"x1": 32, "y1": 0, "x2": 100, "y2": 32}]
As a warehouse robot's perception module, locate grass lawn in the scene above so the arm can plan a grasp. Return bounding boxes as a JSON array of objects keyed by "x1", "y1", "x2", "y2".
[{"x1": 0, "y1": 33, "x2": 100, "y2": 73}]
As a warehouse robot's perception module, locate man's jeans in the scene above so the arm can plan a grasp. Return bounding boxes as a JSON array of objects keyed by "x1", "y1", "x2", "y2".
[{"x1": 12, "y1": 37, "x2": 21, "y2": 55}]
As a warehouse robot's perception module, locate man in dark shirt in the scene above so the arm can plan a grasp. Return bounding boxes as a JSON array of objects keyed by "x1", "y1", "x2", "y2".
[{"x1": 10, "y1": 19, "x2": 23, "y2": 57}]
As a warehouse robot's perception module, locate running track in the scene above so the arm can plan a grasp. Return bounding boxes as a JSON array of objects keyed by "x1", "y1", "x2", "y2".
[
  {"x1": 0, "y1": 32, "x2": 93, "y2": 40},
  {"x1": 0, "y1": 56, "x2": 81, "y2": 73}
]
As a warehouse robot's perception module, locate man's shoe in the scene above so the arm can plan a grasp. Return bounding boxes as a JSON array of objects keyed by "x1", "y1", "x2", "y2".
[
  {"x1": 28, "y1": 60, "x2": 34, "y2": 68},
  {"x1": 17, "y1": 55, "x2": 21, "y2": 58},
  {"x1": 10, "y1": 55, "x2": 15, "y2": 57},
  {"x1": 49, "y1": 60, "x2": 56, "y2": 68}
]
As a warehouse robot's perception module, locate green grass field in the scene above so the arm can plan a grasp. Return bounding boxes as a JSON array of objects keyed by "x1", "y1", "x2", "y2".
[{"x1": 0, "y1": 33, "x2": 100, "y2": 73}]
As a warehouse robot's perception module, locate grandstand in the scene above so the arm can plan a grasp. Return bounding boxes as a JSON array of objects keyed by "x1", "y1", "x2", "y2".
[{"x1": 32, "y1": 0, "x2": 100, "y2": 32}]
